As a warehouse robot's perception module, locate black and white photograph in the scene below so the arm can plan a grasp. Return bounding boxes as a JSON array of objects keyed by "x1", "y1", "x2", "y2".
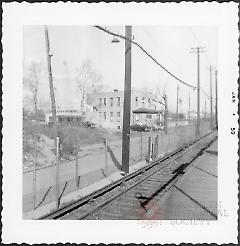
[
  {"x1": 2, "y1": 2, "x2": 238, "y2": 244},
  {"x1": 22, "y1": 24, "x2": 219, "y2": 221}
]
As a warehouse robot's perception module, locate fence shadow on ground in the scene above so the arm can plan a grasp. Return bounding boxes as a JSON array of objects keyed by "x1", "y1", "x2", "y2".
[{"x1": 107, "y1": 145, "x2": 122, "y2": 171}]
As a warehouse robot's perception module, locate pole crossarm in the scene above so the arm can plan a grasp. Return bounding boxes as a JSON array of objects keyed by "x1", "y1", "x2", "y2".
[{"x1": 95, "y1": 25, "x2": 197, "y2": 90}]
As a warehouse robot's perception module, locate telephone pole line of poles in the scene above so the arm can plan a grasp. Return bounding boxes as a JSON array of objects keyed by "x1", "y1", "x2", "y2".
[
  {"x1": 45, "y1": 26, "x2": 60, "y2": 209},
  {"x1": 121, "y1": 26, "x2": 132, "y2": 174},
  {"x1": 207, "y1": 65, "x2": 213, "y2": 129},
  {"x1": 215, "y1": 69, "x2": 218, "y2": 129},
  {"x1": 190, "y1": 46, "x2": 207, "y2": 137}
]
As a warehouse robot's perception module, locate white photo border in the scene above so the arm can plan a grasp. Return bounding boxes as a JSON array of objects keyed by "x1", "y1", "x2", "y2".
[{"x1": 2, "y1": 2, "x2": 239, "y2": 244}]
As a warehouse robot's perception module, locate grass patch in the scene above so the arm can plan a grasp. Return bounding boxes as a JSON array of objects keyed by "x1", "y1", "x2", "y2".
[{"x1": 23, "y1": 120, "x2": 121, "y2": 156}]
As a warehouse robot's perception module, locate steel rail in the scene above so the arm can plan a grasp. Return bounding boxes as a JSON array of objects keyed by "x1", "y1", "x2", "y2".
[
  {"x1": 75, "y1": 133, "x2": 217, "y2": 219},
  {"x1": 76, "y1": 140, "x2": 207, "y2": 220},
  {"x1": 40, "y1": 130, "x2": 216, "y2": 220}
]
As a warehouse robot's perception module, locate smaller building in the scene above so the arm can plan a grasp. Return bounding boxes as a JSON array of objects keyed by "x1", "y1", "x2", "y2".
[
  {"x1": 132, "y1": 107, "x2": 163, "y2": 127},
  {"x1": 45, "y1": 109, "x2": 83, "y2": 125}
]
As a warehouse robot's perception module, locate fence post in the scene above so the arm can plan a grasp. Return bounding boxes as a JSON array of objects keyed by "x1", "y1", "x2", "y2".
[
  {"x1": 147, "y1": 136, "x2": 152, "y2": 162},
  {"x1": 155, "y1": 135, "x2": 158, "y2": 159},
  {"x1": 151, "y1": 136, "x2": 154, "y2": 160},
  {"x1": 33, "y1": 147, "x2": 37, "y2": 210},
  {"x1": 75, "y1": 151, "x2": 79, "y2": 189},
  {"x1": 158, "y1": 132, "x2": 161, "y2": 154},
  {"x1": 104, "y1": 138, "x2": 108, "y2": 176},
  {"x1": 56, "y1": 137, "x2": 60, "y2": 209}
]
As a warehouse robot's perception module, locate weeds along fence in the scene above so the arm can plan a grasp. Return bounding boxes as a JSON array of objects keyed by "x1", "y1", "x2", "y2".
[{"x1": 23, "y1": 118, "x2": 213, "y2": 213}]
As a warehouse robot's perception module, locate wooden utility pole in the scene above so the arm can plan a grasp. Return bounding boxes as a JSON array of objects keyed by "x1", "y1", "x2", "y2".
[
  {"x1": 215, "y1": 69, "x2": 218, "y2": 129},
  {"x1": 208, "y1": 65, "x2": 213, "y2": 129},
  {"x1": 45, "y1": 26, "x2": 60, "y2": 209},
  {"x1": 190, "y1": 47, "x2": 207, "y2": 137},
  {"x1": 121, "y1": 26, "x2": 132, "y2": 174}
]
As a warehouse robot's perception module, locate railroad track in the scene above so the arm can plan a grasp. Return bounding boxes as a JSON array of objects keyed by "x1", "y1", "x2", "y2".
[{"x1": 40, "y1": 130, "x2": 217, "y2": 220}]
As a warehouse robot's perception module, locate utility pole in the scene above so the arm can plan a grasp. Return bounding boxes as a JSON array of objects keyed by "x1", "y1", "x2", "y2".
[
  {"x1": 45, "y1": 26, "x2": 60, "y2": 209},
  {"x1": 190, "y1": 47, "x2": 207, "y2": 137},
  {"x1": 121, "y1": 26, "x2": 132, "y2": 174},
  {"x1": 176, "y1": 85, "x2": 179, "y2": 127},
  {"x1": 215, "y1": 69, "x2": 218, "y2": 129},
  {"x1": 208, "y1": 65, "x2": 213, "y2": 129}
]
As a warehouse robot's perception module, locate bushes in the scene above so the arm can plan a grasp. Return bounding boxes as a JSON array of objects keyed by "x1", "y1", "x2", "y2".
[
  {"x1": 23, "y1": 120, "x2": 119, "y2": 156},
  {"x1": 58, "y1": 126, "x2": 117, "y2": 155}
]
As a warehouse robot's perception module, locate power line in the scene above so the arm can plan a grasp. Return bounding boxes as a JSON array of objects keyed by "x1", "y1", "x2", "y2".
[
  {"x1": 140, "y1": 27, "x2": 184, "y2": 74},
  {"x1": 190, "y1": 46, "x2": 206, "y2": 137},
  {"x1": 95, "y1": 25, "x2": 197, "y2": 90},
  {"x1": 142, "y1": 27, "x2": 212, "y2": 101},
  {"x1": 190, "y1": 46, "x2": 214, "y2": 100},
  {"x1": 188, "y1": 27, "x2": 212, "y2": 65},
  {"x1": 201, "y1": 88, "x2": 210, "y2": 99}
]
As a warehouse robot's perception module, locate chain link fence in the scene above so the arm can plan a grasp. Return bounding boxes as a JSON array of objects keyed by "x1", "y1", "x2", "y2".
[{"x1": 23, "y1": 118, "x2": 214, "y2": 213}]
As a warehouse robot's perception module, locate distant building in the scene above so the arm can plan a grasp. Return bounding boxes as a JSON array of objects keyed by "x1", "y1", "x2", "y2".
[
  {"x1": 86, "y1": 89, "x2": 164, "y2": 130},
  {"x1": 45, "y1": 109, "x2": 83, "y2": 125},
  {"x1": 185, "y1": 111, "x2": 206, "y2": 120}
]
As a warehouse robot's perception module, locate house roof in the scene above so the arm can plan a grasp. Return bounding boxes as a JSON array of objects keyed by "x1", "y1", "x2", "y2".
[{"x1": 132, "y1": 107, "x2": 163, "y2": 114}]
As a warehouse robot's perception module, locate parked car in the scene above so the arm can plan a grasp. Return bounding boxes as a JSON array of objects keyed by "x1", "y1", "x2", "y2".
[
  {"x1": 130, "y1": 124, "x2": 150, "y2": 132},
  {"x1": 151, "y1": 125, "x2": 164, "y2": 131},
  {"x1": 82, "y1": 121, "x2": 96, "y2": 128}
]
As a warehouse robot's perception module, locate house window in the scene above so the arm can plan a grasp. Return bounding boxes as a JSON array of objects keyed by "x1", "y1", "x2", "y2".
[
  {"x1": 99, "y1": 98, "x2": 102, "y2": 107},
  {"x1": 148, "y1": 98, "x2": 151, "y2": 104},
  {"x1": 103, "y1": 98, "x2": 107, "y2": 107},
  {"x1": 110, "y1": 97, "x2": 113, "y2": 107},
  {"x1": 117, "y1": 126, "x2": 121, "y2": 130},
  {"x1": 103, "y1": 112, "x2": 107, "y2": 120},
  {"x1": 135, "y1": 97, "x2": 138, "y2": 107},
  {"x1": 117, "y1": 97, "x2": 121, "y2": 107},
  {"x1": 142, "y1": 97, "x2": 145, "y2": 102},
  {"x1": 117, "y1": 112, "x2": 120, "y2": 122},
  {"x1": 110, "y1": 112, "x2": 113, "y2": 122}
]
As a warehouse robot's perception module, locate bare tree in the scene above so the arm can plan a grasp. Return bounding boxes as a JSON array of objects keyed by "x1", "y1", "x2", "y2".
[
  {"x1": 23, "y1": 61, "x2": 42, "y2": 121},
  {"x1": 151, "y1": 86, "x2": 168, "y2": 133},
  {"x1": 75, "y1": 59, "x2": 104, "y2": 115}
]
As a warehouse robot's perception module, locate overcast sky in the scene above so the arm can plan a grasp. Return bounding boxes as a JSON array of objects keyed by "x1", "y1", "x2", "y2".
[{"x1": 23, "y1": 25, "x2": 217, "y2": 113}]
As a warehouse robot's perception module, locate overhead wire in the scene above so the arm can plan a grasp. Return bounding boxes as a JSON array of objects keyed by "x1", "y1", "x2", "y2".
[
  {"x1": 140, "y1": 27, "x2": 184, "y2": 74},
  {"x1": 95, "y1": 25, "x2": 215, "y2": 102},
  {"x1": 187, "y1": 27, "x2": 216, "y2": 100},
  {"x1": 188, "y1": 27, "x2": 212, "y2": 66},
  {"x1": 95, "y1": 25, "x2": 197, "y2": 90}
]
